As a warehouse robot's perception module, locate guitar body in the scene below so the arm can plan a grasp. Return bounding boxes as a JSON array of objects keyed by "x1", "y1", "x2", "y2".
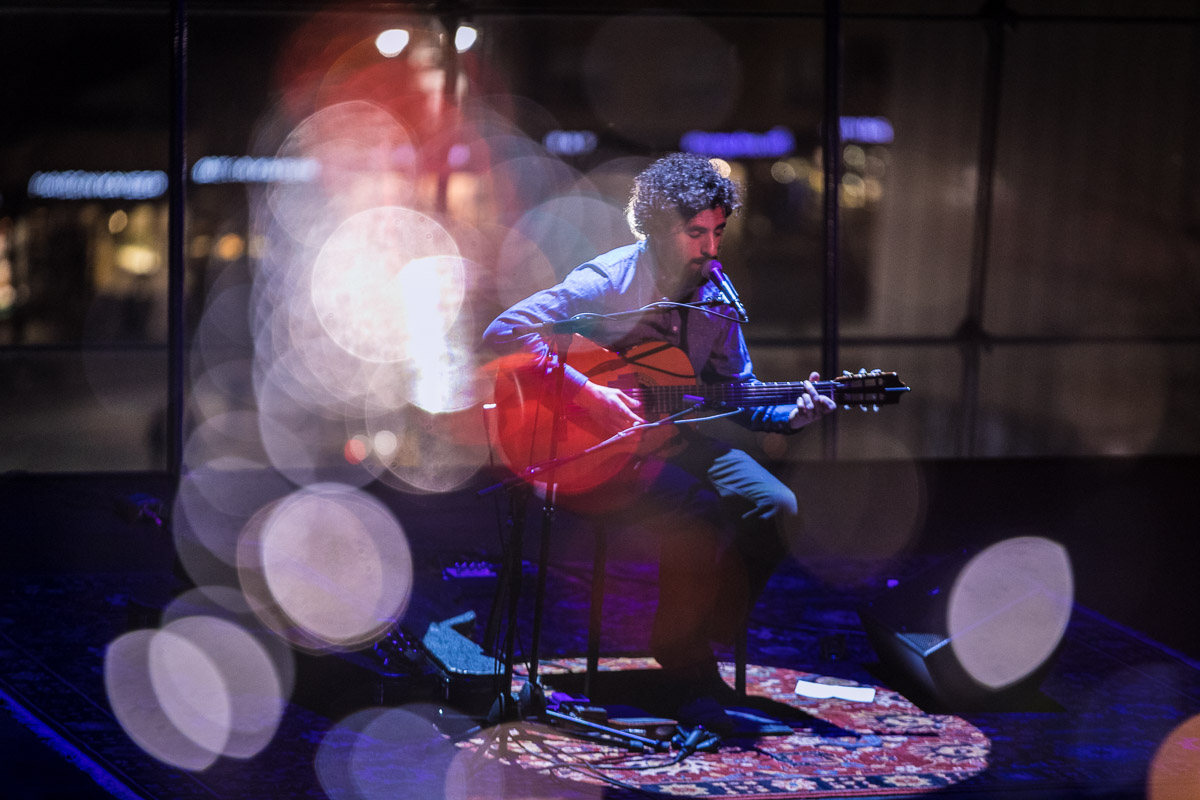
[
  {"x1": 490, "y1": 335, "x2": 695, "y2": 496},
  {"x1": 488, "y1": 334, "x2": 909, "y2": 498}
]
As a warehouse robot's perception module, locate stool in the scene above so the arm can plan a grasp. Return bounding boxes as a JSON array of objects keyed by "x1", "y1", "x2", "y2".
[{"x1": 583, "y1": 526, "x2": 749, "y2": 700}]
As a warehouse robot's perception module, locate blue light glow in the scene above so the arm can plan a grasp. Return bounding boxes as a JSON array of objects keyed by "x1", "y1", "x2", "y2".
[
  {"x1": 680, "y1": 127, "x2": 795, "y2": 159},
  {"x1": 840, "y1": 116, "x2": 895, "y2": 144},
  {"x1": 28, "y1": 170, "x2": 167, "y2": 200},
  {"x1": 543, "y1": 130, "x2": 598, "y2": 157},
  {"x1": 192, "y1": 156, "x2": 320, "y2": 185}
]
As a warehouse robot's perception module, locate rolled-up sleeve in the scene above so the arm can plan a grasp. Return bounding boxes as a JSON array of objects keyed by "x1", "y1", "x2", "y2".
[{"x1": 482, "y1": 263, "x2": 617, "y2": 397}]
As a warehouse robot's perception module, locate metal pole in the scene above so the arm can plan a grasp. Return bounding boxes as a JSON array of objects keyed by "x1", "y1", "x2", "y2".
[
  {"x1": 958, "y1": 0, "x2": 1008, "y2": 457},
  {"x1": 167, "y1": 0, "x2": 187, "y2": 478},
  {"x1": 437, "y1": 8, "x2": 462, "y2": 215},
  {"x1": 821, "y1": 0, "x2": 842, "y2": 460}
]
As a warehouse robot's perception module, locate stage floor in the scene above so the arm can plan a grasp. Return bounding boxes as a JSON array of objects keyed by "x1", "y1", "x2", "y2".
[{"x1": 2, "y1": 472, "x2": 1199, "y2": 799}]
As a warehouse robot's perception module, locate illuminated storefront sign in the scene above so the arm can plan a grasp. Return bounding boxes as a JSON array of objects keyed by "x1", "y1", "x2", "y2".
[
  {"x1": 191, "y1": 156, "x2": 320, "y2": 185},
  {"x1": 681, "y1": 127, "x2": 795, "y2": 159},
  {"x1": 679, "y1": 117, "x2": 894, "y2": 159},
  {"x1": 28, "y1": 170, "x2": 168, "y2": 200},
  {"x1": 26, "y1": 157, "x2": 321, "y2": 200},
  {"x1": 840, "y1": 116, "x2": 894, "y2": 144}
]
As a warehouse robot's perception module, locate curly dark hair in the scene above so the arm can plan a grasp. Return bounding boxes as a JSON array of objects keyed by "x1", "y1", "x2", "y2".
[{"x1": 627, "y1": 153, "x2": 742, "y2": 238}]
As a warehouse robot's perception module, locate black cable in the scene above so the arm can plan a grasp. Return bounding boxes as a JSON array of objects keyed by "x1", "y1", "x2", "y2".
[{"x1": 642, "y1": 299, "x2": 745, "y2": 324}]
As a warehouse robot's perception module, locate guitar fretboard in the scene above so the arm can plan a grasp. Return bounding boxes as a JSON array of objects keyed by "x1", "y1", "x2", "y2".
[{"x1": 628, "y1": 381, "x2": 837, "y2": 414}]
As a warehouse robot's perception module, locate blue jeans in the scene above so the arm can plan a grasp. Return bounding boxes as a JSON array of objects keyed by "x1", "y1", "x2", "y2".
[{"x1": 621, "y1": 434, "x2": 797, "y2": 670}]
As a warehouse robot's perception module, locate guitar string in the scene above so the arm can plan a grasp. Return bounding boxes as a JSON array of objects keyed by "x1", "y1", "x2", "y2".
[
  {"x1": 623, "y1": 378, "x2": 890, "y2": 394},
  {"x1": 626, "y1": 381, "x2": 896, "y2": 414}
]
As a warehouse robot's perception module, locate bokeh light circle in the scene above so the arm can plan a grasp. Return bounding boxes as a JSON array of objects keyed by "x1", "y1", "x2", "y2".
[
  {"x1": 267, "y1": 101, "x2": 419, "y2": 248},
  {"x1": 310, "y1": 206, "x2": 463, "y2": 363},
  {"x1": 784, "y1": 435, "x2": 926, "y2": 586},
  {"x1": 159, "y1": 616, "x2": 285, "y2": 760},
  {"x1": 172, "y1": 461, "x2": 294, "y2": 588},
  {"x1": 508, "y1": 194, "x2": 631, "y2": 285},
  {"x1": 1146, "y1": 713, "x2": 1200, "y2": 799},
  {"x1": 238, "y1": 483, "x2": 413, "y2": 652},
  {"x1": 105, "y1": 630, "x2": 222, "y2": 772},
  {"x1": 583, "y1": 15, "x2": 741, "y2": 146},
  {"x1": 366, "y1": 403, "x2": 491, "y2": 495},
  {"x1": 161, "y1": 585, "x2": 297, "y2": 707},
  {"x1": 104, "y1": 614, "x2": 290, "y2": 772},
  {"x1": 315, "y1": 705, "x2": 459, "y2": 800},
  {"x1": 256, "y1": 354, "x2": 380, "y2": 488},
  {"x1": 947, "y1": 536, "x2": 1074, "y2": 691}
]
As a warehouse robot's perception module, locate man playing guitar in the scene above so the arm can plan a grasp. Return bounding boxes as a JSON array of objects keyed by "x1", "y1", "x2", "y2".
[{"x1": 482, "y1": 152, "x2": 837, "y2": 734}]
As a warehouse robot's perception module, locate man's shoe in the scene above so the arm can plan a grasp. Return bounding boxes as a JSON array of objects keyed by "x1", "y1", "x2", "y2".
[
  {"x1": 659, "y1": 657, "x2": 739, "y2": 736},
  {"x1": 674, "y1": 695, "x2": 736, "y2": 737}
]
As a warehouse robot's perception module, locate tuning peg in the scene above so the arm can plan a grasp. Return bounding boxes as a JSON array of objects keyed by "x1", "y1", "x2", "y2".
[
  {"x1": 873, "y1": 404, "x2": 880, "y2": 413},
  {"x1": 843, "y1": 370, "x2": 852, "y2": 377}
]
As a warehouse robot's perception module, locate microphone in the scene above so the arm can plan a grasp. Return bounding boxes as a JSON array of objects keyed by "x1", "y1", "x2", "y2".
[{"x1": 706, "y1": 261, "x2": 749, "y2": 322}]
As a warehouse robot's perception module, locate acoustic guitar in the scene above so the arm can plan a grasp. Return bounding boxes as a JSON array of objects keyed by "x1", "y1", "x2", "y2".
[{"x1": 489, "y1": 334, "x2": 909, "y2": 496}]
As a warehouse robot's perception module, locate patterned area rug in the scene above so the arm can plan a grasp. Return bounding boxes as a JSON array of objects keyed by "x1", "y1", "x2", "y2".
[{"x1": 467, "y1": 657, "x2": 989, "y2": 798}]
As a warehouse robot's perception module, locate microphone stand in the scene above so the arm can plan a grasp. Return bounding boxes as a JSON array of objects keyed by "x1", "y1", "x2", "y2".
[
  {"x1": 476, "y1": 309, "x2": 716, "y2": 752},
  {"x1": 479, "y1": 400, "x2": 705, "y2": 752},
  {"x1": 479, "y1": 326, "x2": 570, "y2": 730}
]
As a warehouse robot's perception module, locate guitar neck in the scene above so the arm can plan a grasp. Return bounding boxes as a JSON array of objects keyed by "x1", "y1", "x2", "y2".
[
  {"x1": 572, "y1": 336, "x2": 907, "y2": 413},
  {"x1": 633, "y1": 381, "x2": 833, "y2": 413}
]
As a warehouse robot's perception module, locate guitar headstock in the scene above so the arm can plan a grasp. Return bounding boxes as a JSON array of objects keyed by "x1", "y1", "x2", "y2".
[{"x1": 832, "y1": 369, "x2": 910, "y2": 410}]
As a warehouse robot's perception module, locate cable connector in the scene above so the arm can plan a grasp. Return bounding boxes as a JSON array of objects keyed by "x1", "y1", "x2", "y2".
[{"x1": 673, "y1": 725, "x2": 722, "y2": 755}]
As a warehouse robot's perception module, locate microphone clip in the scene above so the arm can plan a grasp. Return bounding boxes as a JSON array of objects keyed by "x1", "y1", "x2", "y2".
[{"x1": 705, "y1": 261, "x2": 749, "y2": 323}]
